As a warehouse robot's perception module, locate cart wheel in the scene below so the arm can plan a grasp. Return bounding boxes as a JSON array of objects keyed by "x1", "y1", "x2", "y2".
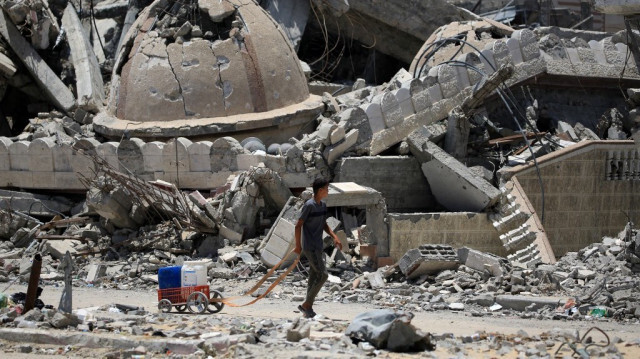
[
  {"x1": 207, "y1": 290, "x2": 225, "y2": 313},
  {"x1": 158, "y1": 299, "x2": 172, "y2": 313},
  {"x1": 187, "y1": 291, "x2": 209, "y2": 314},
  {"x1": 176, "y1": 305, "x2": 186, "y2": 312}
]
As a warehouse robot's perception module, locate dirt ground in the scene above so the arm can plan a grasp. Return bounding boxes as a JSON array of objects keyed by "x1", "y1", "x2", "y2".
[{"x1": 1, "y1": 283, "x2": 639, "y2": 357}]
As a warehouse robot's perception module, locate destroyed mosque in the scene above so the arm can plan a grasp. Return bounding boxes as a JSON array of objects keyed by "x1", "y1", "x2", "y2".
[{"x1": 0, "y1": 0, "x2": 638, "y2": 357}]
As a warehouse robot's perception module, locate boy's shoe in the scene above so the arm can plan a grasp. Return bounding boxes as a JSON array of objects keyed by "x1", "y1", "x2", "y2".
[{"x1": 297, "y1": 305, "x2": 316, "y2": 318}]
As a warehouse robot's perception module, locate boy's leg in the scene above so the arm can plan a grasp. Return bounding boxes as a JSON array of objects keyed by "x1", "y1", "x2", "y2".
[
  {"x1": 303, "y1": 250, "x2": 319, "y2": 302},
  {"x1": 303, "y1": 249, "x2": 328, "y2": 307}
]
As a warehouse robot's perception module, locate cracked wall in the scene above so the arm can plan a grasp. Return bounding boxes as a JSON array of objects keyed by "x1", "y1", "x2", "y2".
[{"x1": 113, "y1": 0, "x2": 310, "y2": 123}]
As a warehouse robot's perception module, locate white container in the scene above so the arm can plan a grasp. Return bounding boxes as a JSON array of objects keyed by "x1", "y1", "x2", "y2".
[{"x1": 181, "y1": 263, "x2": 207, "y2": 287}]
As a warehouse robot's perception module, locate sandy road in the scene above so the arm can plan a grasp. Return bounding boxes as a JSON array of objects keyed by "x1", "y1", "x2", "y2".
[{"x1": 4, "y1": 284, "x2": 639, "y2": 341}]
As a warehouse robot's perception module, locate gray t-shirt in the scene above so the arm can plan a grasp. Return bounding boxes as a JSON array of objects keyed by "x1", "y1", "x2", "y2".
[{"x1": 298, "y1": 199, "x2": 327, "y2": 251}]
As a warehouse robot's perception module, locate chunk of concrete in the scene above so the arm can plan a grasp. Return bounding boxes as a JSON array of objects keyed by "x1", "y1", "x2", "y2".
[
  {"x1": 408, "y1": 127, "x2": 501, "y2": 211},
  {"x1": 457, "y1": 247, "x2": 508, "y2": 277},
  {"x1": 398, "y1": 245, "x2": 459, "y2": 279},
  {"x1": 62, "y1": 3, "x2": 104, "y2": 112},
  {"x1": 0, "y1": 11, "x2": 75, "y2": 112}
]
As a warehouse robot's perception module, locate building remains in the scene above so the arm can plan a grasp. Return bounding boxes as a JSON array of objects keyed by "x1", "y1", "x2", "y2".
[{"x1": 0, "y1": 0, "x2": 638, "y2": 356}]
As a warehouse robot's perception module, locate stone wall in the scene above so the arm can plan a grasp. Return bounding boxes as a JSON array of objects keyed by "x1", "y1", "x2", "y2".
[
  {"x1": 387, "y1": 212, "x2": 506, "y2": 262},
  {"x1": 0, "y1": 136, "x2": 318, "y2": 190},
  {"x1": 503, "y1": 141, "x2": 640, "y2": 256},
  {"x1": 360, "y1": 28, "x2": 640, "y2": 156},
  {"x1": 334, "y1": 156, "x2": 438, "y2": 212}
]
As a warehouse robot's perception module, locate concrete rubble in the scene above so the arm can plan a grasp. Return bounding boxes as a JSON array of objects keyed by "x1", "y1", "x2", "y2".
[{"x1": 0, "y1": 0, "x2": 638, "y2": 356}]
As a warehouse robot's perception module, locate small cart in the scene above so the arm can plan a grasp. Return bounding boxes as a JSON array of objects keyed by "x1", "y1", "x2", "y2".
[{"x1": 157, "y1": 285, "x2": 225, "y2": 314}]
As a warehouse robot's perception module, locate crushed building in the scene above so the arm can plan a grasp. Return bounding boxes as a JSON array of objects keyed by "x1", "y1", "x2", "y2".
[{"x1": 0, "y1": 0, "x2": 638, "y2": 354}]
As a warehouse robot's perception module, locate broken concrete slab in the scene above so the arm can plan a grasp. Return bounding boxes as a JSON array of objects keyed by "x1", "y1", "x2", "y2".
[
  {"x1": 62, "y1": 3, "x2": 105, "y2": 112},
  {"x1": 0, "y1": 11, "x2": 76, "y2": 113},
  {"x1": 398, "y1": 245, "x2": 459, "y2": 279},
  {"x1": 457, "y1": 247, "x2": 509, "y2": 277},
  {"x1": 408, "y1": 126, "x2": 502, "y2": 212}
]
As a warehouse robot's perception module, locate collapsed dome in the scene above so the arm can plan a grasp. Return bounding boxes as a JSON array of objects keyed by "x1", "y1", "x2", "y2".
[{"x1": 95, "y1": 0, "x2": 322, "y2": 140}]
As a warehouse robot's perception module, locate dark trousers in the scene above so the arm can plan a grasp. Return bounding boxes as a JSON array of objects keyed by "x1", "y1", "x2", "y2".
[{"x1": 302, "y1": 249, "x2": 328, "y2": 306}]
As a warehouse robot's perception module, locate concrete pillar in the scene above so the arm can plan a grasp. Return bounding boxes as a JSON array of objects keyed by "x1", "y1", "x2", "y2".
[
  {"x1": 62, "y1": 3, "x2": 104, "y2": 112},
  {"x1": 366, "y1": 196, "x2": 388, "y2": 257}
]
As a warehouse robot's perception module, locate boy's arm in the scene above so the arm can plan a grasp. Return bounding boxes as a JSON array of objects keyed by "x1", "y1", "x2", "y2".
[
  {"x1": 294, "y1": 219, "x2": 304, "y2": 254},
  {"x1": 324, "y1": 222, "x2": 342, "y2": 250}
]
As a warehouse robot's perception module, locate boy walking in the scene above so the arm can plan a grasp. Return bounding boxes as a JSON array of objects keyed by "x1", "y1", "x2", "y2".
[{"x1": 294, "y1": 179, "x2": 342, "y2": 318}]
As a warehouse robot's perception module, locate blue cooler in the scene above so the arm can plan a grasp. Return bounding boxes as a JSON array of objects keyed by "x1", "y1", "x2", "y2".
[{"x1": 158, "y1": 266, "x2": 182, "y2": 289}]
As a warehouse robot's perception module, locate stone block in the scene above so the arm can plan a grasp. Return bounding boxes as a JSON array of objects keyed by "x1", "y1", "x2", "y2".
[
  {"x1": 398, "y1": 244, "x2": 459, "y2": 279},
  {"x1": 457, "y1": 247, "x2": 508, "y2": 277},
  {"x1": 9, "y1": 141, "x2": 29, "y2": 171},
  {"x1": 594, "y1": 0, "x2": 640, "y2": 15},
  {"x1": 495, "y1": 295, "x2": 565, "y2": 312},
  {"x1": 427, "y1": 84, "x2": 443, "y2": 103},
  {"x1": 28, "y1": 138, "x2": 55, "y2": 172},
  {"x1": 47, "y1": 240, "x2": 79, "y2": 259},
  {"x1": 188, "y1": 141, "x2": 213, "y2": 172},
  {"x1": 210, "y1": 137, "x2": 244, "y2": 172},
  {"x1": 86, "y1": 264, "x2": 107, "y2": 282},
  {"x1": 377, "y1": 92, "x2": 404, "y2": 128},
  {"x1": 506, "y1": 38, "x2": 524, "y2": 64},
  {"x1": 0, "y1": 137, "x2": 11, "y2": 171},
  {"x1": 588, "y1": 40, "x2": 608, "y2": 65},
  {"x1": 458, "y1": 52, "x2": 484, "y2": 85},
  {"x1": 142, "y1": 142, "x2": 164, "y2": 173},
  {"x1": 436, "y1": 64, "x2": 459, "y2": 99},
  {"x1": 51, "y1": 143, "x2": 72, "y2": 172},
  {"x1": 324, "y1": 129, "x2": 358, "y2": 165},
  {"x1": 97, "y1": 142, "x2": 120, "y2": 169},
  {"x1": 117, "y1": 138, "x2": 145, "y2": 175},
  {"x1": 480, "y1": 49, "x2": 496, "y2": 73},
  {"x1": 361, "y1": 103, "x2": 385, "y2": 134},
  {"x1": 512, "y1": 29, "x2": 539, "y2": 62},
  {"x1": 409, "y1": 133, "x2": 501, "y2": 211},
  {"x1": 392, "y1": 87, "x2": 414, "y2": 118},
  {"x1": 330, "y1": 126, "x2": 346, "y2": 145},
  {"x1": 491, "y1": 40, "x2": 511, "y2": 69},
  {"x1": 162, "y1": 137, "x2": 192, "y2": 174},
  {"x1": 453, "y1": 56, "x2": 471, "y2": 89}
]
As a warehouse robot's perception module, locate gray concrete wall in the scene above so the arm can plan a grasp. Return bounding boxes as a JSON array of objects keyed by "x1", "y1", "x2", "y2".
[
  {"x1": 387, "y1": 212, "x2": 505, "y2": 262},
  {"x1": 334, "y1": 156, "x2": 438, "y2": 212}
]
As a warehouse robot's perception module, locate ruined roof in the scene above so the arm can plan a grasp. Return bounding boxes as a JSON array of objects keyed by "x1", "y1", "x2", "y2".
[{"x1": 94, "y1": 0, "x2": 323, "y2": 140}]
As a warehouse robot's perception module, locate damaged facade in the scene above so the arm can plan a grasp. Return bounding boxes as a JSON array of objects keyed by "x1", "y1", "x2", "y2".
[{"x1": 0, "y1": 0, "x2": 639, "y2": 356}]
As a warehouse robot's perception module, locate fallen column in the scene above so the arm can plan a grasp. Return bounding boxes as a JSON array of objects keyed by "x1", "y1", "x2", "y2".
[
  {"x1": 62, "y1": 3, "x2": 105, "y2": 112},
  {"x1": 0, "y1": 11, "x2": 76, "y2": 113}
]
